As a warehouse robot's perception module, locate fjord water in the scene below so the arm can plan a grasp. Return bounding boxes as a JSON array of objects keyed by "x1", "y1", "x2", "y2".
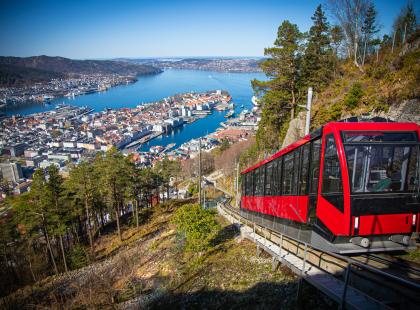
[{"x1": 5, "y1": 69, "x2": 265, "y2": 150}]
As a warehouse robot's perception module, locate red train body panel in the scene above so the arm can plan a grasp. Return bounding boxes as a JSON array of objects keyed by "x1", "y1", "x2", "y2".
[
  {"x1": 242, "y1": 196, "x2": 308, "y2": 223},
  {"x1": 240, "y1": 120, "x2": 420, "y2": 253}
]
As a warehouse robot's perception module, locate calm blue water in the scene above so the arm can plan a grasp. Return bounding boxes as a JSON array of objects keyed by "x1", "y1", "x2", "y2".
[{"x1": 5, "y1": 69, "x2": 265, "y2": 150}]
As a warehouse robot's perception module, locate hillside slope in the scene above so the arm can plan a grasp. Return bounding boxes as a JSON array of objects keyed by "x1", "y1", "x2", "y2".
[
  {"x1": 1, "y1": 200, "x2": 330, "y2": 309},
  {"x1": 0, "y1": 64, "x2": 65, "y2": 87},
  {"x1": 0, "y1": 55, "x2": 162, "y2": 86},
  {"x1": 280, "y1": 38, "x2": 420, "y2": 147},
  {"x1": 311, "y1": 38, "x2": 420, "y2": 128}
]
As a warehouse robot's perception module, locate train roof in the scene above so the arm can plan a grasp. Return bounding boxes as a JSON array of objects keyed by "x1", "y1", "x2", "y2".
[{"x1": 241, "y1": 120, "x2": 420, "y2": 175}]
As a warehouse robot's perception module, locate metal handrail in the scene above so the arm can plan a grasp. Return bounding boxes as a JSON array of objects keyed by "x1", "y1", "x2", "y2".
[{"x1": 219, "y1": 202, "x2": 420, "y2": 291}]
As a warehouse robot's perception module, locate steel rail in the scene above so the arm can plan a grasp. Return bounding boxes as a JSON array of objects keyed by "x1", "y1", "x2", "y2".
[{"x1": 358, "y1": 253, "x2": 420, "y2": 278}]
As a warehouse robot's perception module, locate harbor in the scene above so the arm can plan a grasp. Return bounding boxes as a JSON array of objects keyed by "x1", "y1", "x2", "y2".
[{"x1": 2, "y1": 69, "x2": 266, "y2": 161}]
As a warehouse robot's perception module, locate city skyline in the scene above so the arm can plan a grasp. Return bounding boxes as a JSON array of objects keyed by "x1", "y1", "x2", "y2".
[{"x1": 0, "y1": 0, "x2": 417, "y2": 59}]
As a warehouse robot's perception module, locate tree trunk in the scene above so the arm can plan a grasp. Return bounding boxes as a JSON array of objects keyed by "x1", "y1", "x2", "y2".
[
  {"x1": 135, "y1": 199, "x2": 139, "y2": 228},
  {"x1": 115, "y1": 207, "x2": 122, "y2": 241},
  {"x1": 354, "y1": 23, "x2": 359, "y2": 67},
  {"x1": 72, "y1": 222, "x2": 80, "y2": 244},
  {"x1": 392, "y1": 31, "x2": 396, "y2": 53},
  {"x1": 85, "y1": 199, "x2": 94, "y2": 253},
  {"x1": 28, "y1": 256, "x2": 37, "y2": 282},
  {"x1": 77, "y1": 216, "x2": 85, "y2": 243},
  {"x1": 44, "y1": 228, "x2": 58, "y2": 275},
  {"x1": 291, "y1": 89, "x2": 296, "y2": 120},
  {"x1": 59, "y1": 235, "x2": 68, "y2": 273},
  {"x1": 362, "y1": 36, "x2": 368, "y2": 66},
  {"x1": 354, "y1": 40, "x2": 359, "y2": 66},
  {"x1": 100, "y1": 208, "x2": 105, "y2": 228},
  {"x1": 402, "y1": 23, "x2": 407, "y2": 44},
  {"x1": 85, "y1": 198, "x2": 94, "y2": 253}
]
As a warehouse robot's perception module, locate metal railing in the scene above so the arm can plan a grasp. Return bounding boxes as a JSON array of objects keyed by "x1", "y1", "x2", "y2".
[{"x1": 218, "y1": 201, "x2": 420, "y2": 308}]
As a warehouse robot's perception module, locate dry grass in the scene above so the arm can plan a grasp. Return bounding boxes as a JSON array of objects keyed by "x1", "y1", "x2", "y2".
[{"x1": 1, "y1": 200, "x2": 332, "y2": 309}]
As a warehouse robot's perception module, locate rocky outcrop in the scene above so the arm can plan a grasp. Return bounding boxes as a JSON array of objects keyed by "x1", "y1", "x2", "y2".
[
  {"x1": 281, "y1": 111, "x2": 307, "y2": 148},
  {"x1": 281, "y1": 98, "x2": 419, "y2": 149},
  {"x1": 377, "y1": 99, "x2": 420, "y2": 123}
]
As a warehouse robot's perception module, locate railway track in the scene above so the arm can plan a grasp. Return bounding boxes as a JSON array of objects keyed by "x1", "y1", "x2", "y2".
[
  {"x1": 354, "y1": 253, "x2": 420, "y2": 283},
  {"x1": 216, "y1": 200, "x2": 420, "y2": 309}
]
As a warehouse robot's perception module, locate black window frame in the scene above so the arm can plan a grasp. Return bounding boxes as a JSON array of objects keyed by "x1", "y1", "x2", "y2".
[
  {"x1": 252, "y1": 168, "x2": 258, "y2": 196},
  {"x1": 321, "y1": 133, "x2": 344, "y2": 212},
  {"x1": 309, "y1": 138, "x2": 322, "y2": 195},
  {"x1": 274, "y1": 157, "x2": 282, "y2": 195},
  {"x1": 342, "y1": 131, "x2": 418, "y2": 143},
  {"x1": 282, "y1": 152, "x2": 294, "y2": 195},
  {"x1": 292, "y1": 148, "x2": 300, "y2": 195},
  {"x1": 248, "y1": 172, "x2": 253, "y2": 196},
  {"x1": 299, "y1": 143, "x2": 310, "y2": 195},
  {"x1": 264, "y1": 162, "x2": 273, "y2": 196}
]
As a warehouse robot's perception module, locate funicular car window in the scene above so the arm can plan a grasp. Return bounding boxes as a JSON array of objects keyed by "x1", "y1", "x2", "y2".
[
  {"x1": 310, "y1": 138, "x2": 322, "y2": 194},
  {"x1": 345, "y1": 144, "x2": 419, "y2": 193},
  {"x1": 292, "y1": 149, "x2": 300, "y2": 195},
  {"x1": 322, "y1": 134, "x2": 343, "y2": 194},
  {"x1": 273, "y1": 157, "x2": 282, "y2": 195},
  {"x1": 343, "y1": 131, "x2": 417, "y2": 143},
  {"x1": 242, "y1": 174, "x2": 245, "y2": 195},
  {"x1": 271, "y1": 159, "x2": 279, "y2": 195},
  {"x1": 283, "y1": 152, "x2": 294, "y2": 195},
  {"x1": 246, "y1": 172, "x2": 253, "y2": 196},
  {"x1": 252, "y1": 168, "x2": 258, "y2": 196},
  {"x1": 254, "y1": 167, "x2": 264, "y2": 196},
  {"x1": 321, "y1": 134, "x2": 344, "y2": 212},
  {"x1": 299, "y1": 144, "x2": 310, "y2": 195},
  {"x1": 265, "y1": 162, "x2": 273, "y2": 195}
]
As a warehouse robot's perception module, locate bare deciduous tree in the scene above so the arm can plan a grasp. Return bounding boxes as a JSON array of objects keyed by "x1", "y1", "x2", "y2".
[{"x1": 327, "y1": 0, "x2": 370, "y2": 67}]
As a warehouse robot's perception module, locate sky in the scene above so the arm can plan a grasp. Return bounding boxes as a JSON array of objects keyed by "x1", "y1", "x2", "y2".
[{"x1": 0, "y1": 0, "x2": 417, "y2": 59}]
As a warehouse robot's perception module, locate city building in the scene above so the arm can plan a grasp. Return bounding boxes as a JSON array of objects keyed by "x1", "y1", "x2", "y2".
[{"x1": 0, "y1": 162, "x2": 23, "y2": 183}]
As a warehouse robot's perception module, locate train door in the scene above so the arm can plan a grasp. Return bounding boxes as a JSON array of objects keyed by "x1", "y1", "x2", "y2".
[{"x1": 315, "y1": 133, "x2": 349, "y2": 240}]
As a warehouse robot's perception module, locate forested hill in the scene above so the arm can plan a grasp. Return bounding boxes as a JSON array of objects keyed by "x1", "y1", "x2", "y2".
[
  {"x1": 0, "y1": 55, "x2": 162, "y2": 86},
  {"x1": 252, "y1": 2, "x2": 419, "y2": 153}
]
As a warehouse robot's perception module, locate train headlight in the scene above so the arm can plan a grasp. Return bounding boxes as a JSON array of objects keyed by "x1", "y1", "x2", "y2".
[{"x1": 353, "y1": 216, "x2": 360, "y2": 235}]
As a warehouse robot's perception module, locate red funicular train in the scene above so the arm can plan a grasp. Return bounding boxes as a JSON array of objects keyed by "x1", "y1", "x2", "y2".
[{"x1": 240, "y1": 119, "x2": 420, "y2": 253}]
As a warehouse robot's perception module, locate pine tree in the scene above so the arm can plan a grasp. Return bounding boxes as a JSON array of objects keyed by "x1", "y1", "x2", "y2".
[
  {"x1": 331, "y1": 25, "x2": 344, "y2": 57},
  {"x1": 95, "y1": 147, "x2": 131, "y2": 241},
  {"x1": 330, "y1": 25, "x2": 344, "y2": 78},
  {"x1": 65, "y1": 161, "x2": 97, "y2": 253},
  {"x1": 361, "y1": 3, "x2": 379, "y2": 65},
  {"x1": 14, "y1": 169, "x2": 59, "y2": 274},
  {"x1": 301, "y1": 5, "x2": 334, "y2": 91},
  {"x1": 154, "y1": 157, "x2": 181, "y2": 202},
  {"x1": 252, "y1": 20, "x2": 303, "y2": 151},
  {"x1": 45, "y1": 165, "x2": 68, "y2": 272}
]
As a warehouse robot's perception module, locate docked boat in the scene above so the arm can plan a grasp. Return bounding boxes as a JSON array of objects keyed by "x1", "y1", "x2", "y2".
[
  {"x1": 251, "y1": 96, "x2": 260, "y2": 106},
  {"x1": 55, "y1": 103, "x2": 67, "y2": 109},
  {"x1": 164, "y1": 143, "x2": 176, "y2": 152},
  {"x1": 225, "y1": 110, "x2": 234, "y2": 118}
]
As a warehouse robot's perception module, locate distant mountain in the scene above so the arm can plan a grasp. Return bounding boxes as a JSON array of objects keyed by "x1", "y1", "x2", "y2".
[
  {"x1": 0, "y1": 55, "x2": 162, "y2": 86},
  {"x1": 0, "y1": 64, "x2": 65, "y2": 86},
  {"x1": 117, "y1": 57, "x2": 263, "y2": 73}
]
